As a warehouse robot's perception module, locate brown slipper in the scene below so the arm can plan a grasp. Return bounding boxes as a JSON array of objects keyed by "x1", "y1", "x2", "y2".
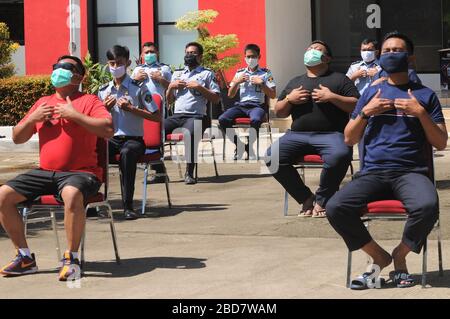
[{"x1": 312, "y1": 204, "x2": 327, "y2": 218}]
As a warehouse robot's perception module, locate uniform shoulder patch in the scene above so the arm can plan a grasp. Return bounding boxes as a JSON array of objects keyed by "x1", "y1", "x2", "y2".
[
  {"x1": 237, "y1": 68, "x2": 246, "y2": 72},
  {"x1": 260, "y1": 68, "x2": 269, "y2": 72},
  {"x1": 351, "y1": 61, "x2": 362, "y2": 65},
  {"x1": 175, "y1": 68, "x2": 185, "y2": 71}
]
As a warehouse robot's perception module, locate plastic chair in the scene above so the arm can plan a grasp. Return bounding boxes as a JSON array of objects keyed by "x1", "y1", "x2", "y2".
[
  {"x1": 345, "y1": 142, "x2": 443, "y2": 288},
  {"x1": 22, "y1": 138, "x2": 120, "y2": 269}
]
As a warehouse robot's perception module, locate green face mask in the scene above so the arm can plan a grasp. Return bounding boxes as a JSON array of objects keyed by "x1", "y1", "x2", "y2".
[
  {"x1": 304, "y1": 49, "x2": 324, "y2": 67},
  {"x1": 51, "y1": 68, "x2": 73, "y2": 88},
  {"x1": 144, "y1": 53, "x2": 157, "y2": 65}
]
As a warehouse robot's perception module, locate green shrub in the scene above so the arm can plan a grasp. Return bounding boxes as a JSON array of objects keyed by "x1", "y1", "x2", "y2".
[{"x1": 0, "y1": 76, "x2": 53, "y2": 125}]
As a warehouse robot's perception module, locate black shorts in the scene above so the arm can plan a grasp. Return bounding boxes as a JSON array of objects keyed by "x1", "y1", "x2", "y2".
[{"x1": 5, "y1": 169, "x2": 101, "y2": 203}]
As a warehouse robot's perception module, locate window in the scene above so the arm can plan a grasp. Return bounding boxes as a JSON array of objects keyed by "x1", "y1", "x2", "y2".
[
  {"x1": 93, "y1": 0, "x2": 141, "y2": 67},
  {"x1": 0, "y1": 0, "x2": 24, "y2": 45},
  {"x1": 155, "y1": 0, "x2": 198, "y2": 67},
  {"x1": 313, "y1": 0, "x2": 442, "y2": 73}
]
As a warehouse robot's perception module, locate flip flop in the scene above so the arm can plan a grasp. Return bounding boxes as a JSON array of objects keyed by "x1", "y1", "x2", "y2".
[
  {"x1": 389, "y1": 271, "x2": 416, "y2": 288},
  {"x1": 350, "y1": 272, "x2": 386, "y2": 290},
  {"x1": 312, "y1": 205, "x2": 327, "y2": 218},
  {"x1": 298, "y1": 194, "x2": 315, "y2": 217},
  {"x1": 298, "y1": 209, "x2": 313, "y2": 217}
]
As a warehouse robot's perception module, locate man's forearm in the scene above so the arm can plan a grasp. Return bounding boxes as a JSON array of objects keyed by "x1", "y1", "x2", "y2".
[
  {"x1": 128, "y1": 108, "x2": 161, "y2": 122},
  {"x1": 166, "y1": 88, "x2": 176, "y2": 104},
  {"x1": 330, "y1": 94, "x2": 358, "y2": 113},
  {"x1": 418, "y1": 113, "x2": 448, "y2": 151},
  {"x1": 71, "y1": 113, "x2": 114, "y2": 138},
  {"x1": 228, "y1": 84, "x2": 239, "y2": 98},
  {"x1": 197, "y1": 86, "x2": 220, "y2": 104},
  {"x1": 262, "y1": 84, "x2": 276, "y2": 99},
  {"x1": 12, "y1": 120, "x2": 36, "y2": 144},
  {"x1": 344, "y1": 117, "x2": 368, "y2": 146},
  {"x1": 274, "y1": 98, "x2": 292, "y2": 118}
]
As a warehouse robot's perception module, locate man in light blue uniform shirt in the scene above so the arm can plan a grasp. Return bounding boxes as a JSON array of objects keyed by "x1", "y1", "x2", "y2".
[
  {"x1": 346, "y1": 39, "x2": 381, "y2": 95},
  {"x1": 98, "y1": 45, "x2": 160, "y2": 220},
  {"x1": 131, "y1": 42, "x2": 172, "y2": 101},
  {"x1": 219, "y1": 44, "x2": 276, "y2": 159},
  {"x1": 153, "y1": 42, "x2": 221, "y2": 185}
]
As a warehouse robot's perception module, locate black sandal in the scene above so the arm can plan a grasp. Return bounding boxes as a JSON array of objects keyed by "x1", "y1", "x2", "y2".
[{"x1": 389, "y1": 271, "x2": 416, "y2": 288}]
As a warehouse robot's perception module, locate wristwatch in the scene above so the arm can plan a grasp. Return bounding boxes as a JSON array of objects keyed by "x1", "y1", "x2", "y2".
[{"x1": 359, "y1": 110, "x2": 370, "y2": 120}]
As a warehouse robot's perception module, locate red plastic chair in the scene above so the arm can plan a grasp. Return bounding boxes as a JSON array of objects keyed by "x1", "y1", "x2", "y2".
[
  {"x1": 222, "y1": 99, "x2": 273, "y2": 161},
  {"x1": 283, "y1": 154, "x2": 354, "y2": 216},
  {"x1": 345, "y1": 143, "x2": 443, "y2": 288},
  {"x1": 22, "y1": 138, "x2": 120, "y2": 268}
]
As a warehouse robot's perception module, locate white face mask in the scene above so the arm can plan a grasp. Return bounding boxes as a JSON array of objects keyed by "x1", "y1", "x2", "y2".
[
  {"x1": 361, "y1": 50, "x2": 376, "y2": 63},
  {"x1": 109, "y1": 65, "x2": 126, "y2": 78},
  {"x1": 245, "y1": 57, "x2": 259, "y2": 69}
]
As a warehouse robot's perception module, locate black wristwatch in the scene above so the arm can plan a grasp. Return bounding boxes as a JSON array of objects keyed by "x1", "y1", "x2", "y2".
[{"x1": 359, "y1": 110, "x2": 370, "y2": 120}]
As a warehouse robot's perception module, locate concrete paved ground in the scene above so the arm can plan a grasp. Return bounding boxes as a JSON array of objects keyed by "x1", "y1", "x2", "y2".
[{"x1": 0, "y1": 138, "x2": 449, "y2": 299}]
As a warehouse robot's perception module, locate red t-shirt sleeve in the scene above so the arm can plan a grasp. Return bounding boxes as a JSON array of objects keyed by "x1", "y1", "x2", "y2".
[
  {"x1": 86, "y1": 95, "x2": 112, "y2": 119},
  {"x1": 18, "y1": 97, "x2": 49, "y2": 133}
]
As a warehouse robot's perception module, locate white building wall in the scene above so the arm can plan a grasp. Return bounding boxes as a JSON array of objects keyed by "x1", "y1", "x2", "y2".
[
  {"x1": 11, "y1": 45, "x2": 26, "y2": 76},
  {"x1": 265, "y1": 0, "x2": 312, "y2": 94}
]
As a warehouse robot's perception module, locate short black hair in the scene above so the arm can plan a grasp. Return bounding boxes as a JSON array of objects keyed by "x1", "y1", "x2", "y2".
[
  {"x1": 361, "y1": 38, "x2": 379, "y2": 50},
  {"x1": 106, "y1": 45, "x2": 130, "y2": 61},
  {"x1": 57, "y1": 55, "x2": 85, "y2": 76},
  {"x1": 244, "y1": 44, "x2": 261, "y2": 56},
  {"x1": 383, "y1": 31, "x2": 414, "y2": 55},
  {"x1": 185, "y1": 42, "x2": 204, "y2": 55},
  {"x1": 310, "y1": 40, "x2": 333, "y2": 57},
  {"x1": 143, "y1": 42, "x2": 158, "y2": 50}
]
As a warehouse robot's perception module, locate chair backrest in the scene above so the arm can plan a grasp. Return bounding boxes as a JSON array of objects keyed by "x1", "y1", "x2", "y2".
[{"x1": 143, "y1": 93, "x2": 164, "y2": 148}]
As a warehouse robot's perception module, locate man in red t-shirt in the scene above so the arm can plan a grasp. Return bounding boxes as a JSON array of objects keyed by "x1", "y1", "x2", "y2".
[{"x1": 0, "y1": 55, "x2": 113, "y2": 282}]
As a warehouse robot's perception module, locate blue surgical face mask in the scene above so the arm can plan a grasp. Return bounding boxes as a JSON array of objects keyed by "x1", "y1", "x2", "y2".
[
  {"x1": 304, "y1": 49, "x2": 324, "y2": 67},
  {"x1": 379, "y1": 52, "x2": 409, "y2": 74},
  {"x1": 144, "y1": 53, "x2": 158, "y2": 65},
  {"x1": 51, "y1": 68, "x2": 73, "y2": 88}
]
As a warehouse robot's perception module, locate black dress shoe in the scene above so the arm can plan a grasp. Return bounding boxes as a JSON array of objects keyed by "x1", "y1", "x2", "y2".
[
  {"x1": 124, "y1": 209, "x2": 138, "y2": 220},
  {"x1": 184, "y1": 173, "x2": 197, "y2": 185},
  {"x1": 148, "y1": 174, "x2": 166, "y2": 184}
]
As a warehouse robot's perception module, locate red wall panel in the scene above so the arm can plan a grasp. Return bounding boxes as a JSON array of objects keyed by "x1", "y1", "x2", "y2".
[
  {"x1": 25, "y1": 0, "x2": 70, "y2": 75},
  {"x1": 198, "y1": 0, "x2": 267, "y2": 82},
  {"x1": 140, "y1": 0, "x2": 155, "y2": 45}
]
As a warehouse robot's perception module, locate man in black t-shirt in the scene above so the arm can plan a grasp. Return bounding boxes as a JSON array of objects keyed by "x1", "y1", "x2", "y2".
[{"x1": 266, "y1": 41, "x2": 359, "y2": 217}]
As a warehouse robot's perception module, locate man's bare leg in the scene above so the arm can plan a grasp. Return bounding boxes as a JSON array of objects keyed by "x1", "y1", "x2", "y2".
[
  {"x1": 61, "y1": 186, "x2": 85, "y2": 252},
  {"x1": 361, "y1": 240, "x2": 393, "y2": 270},
  {"x1": 0, "y1": 185, "x2": 28, "y2": 249}
]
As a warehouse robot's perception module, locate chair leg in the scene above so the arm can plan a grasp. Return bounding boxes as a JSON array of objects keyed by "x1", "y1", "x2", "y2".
[
  {"x1": 437, "y1": 221, "x2": 444, "y2": 277},
  {"x1": 22, "y1": 207, "x2": 28, "y2": 235},
  {"x1": 175, "y1": 144, "x2": 183, "y2": 178},
  {"x1": 50, "y1": 210, "x2": 61, "y2": 262},
  {"x1": 80, "y1": 229, "x2": 86, "y2": 270},
  {"x1": 141, "y1": 164, "x2": 149, "y2": 216},
  {"x1": 108, "y1": 204, "x2": 121, "y2": 264},
  {"x1": 422, "y1": 239, "x2": 428, "y2": 288},
  {"x1": 210, "y1": 140, "x2": 219, "y2": 178},
  {"x1": 194, "y1": 163, "x2": 199, "y2": 181},
  {"x1": 347, "y1": 250, "x2": 352, "y2": 288},
  {"x1": 268, "y1": 123, "x2": 273, "y2": 144},
  {"x1": 300, "y1": 167, "x2": 305, "y2": 183},
  {"x1": 222, "y1": 133, "x2": 226, "y2": 161},
  {"x1": 283, "y1": 190, "x2": 289, "y2": 217},
  {"x1": 163, "y1": 165, "x2": 172, "y2": 209}
]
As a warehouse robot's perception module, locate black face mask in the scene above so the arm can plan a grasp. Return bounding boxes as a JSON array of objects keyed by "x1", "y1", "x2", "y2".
[{"x1": 184, "y1": 54, "x2": 199, "y2": 67}]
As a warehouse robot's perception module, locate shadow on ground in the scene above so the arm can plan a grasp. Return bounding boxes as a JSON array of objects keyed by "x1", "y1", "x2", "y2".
[
  {"x1": 82, "y1": 256, "x2": 208, "y2": 278},
  {"x1": 168, "y1": 173, "x2": 271, "y2": 184},
  {"x1": 437, "y1": 180, "x2": 450, "y2": 190}
]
